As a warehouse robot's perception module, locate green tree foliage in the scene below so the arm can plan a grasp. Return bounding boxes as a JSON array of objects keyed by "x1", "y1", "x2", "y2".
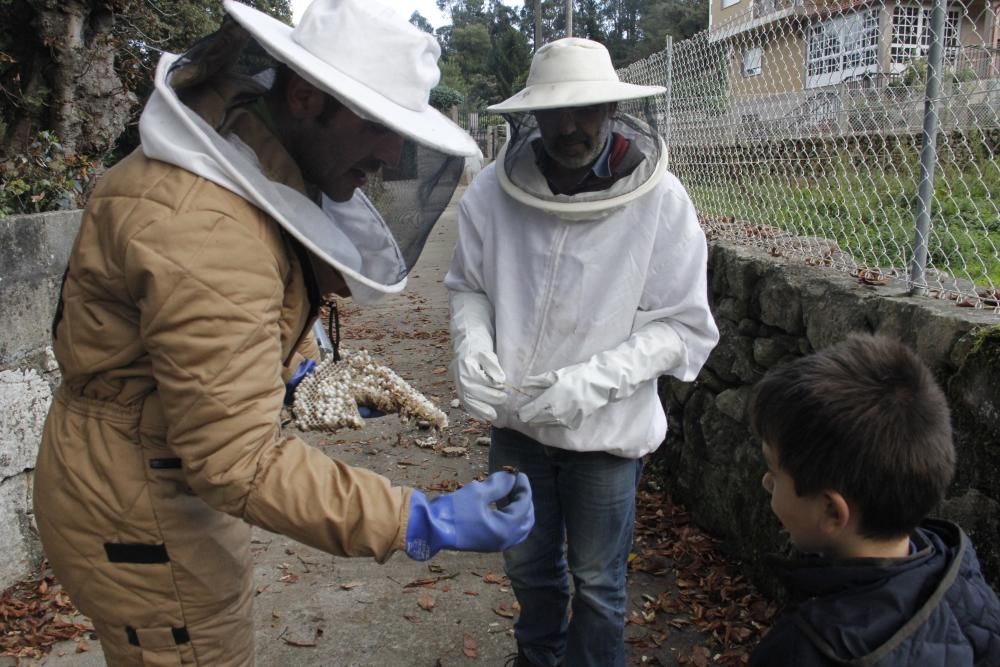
[
  {"x1": 0, "y1": 0, "x2": 289, "y2": 214},
  {"x1": 636, "y1": 0, "x2": 708, "y2": 57},
  {"x1": 521, "y1": 0, "x2": 565, "y2": 50},
  {"x1": 488, "y1": 26, "x2": 531, "y2": 99},
  {"x1": 436, "y1": 0, "x2": 533, "y2": 108},
  {"x1": 410, "y1": 10, "x2": 435, "y2": 34},
  {"x1": 429, "y1": 84, "x2": 465, "y2": 110},
  {"x1": 431, "y1": 0, "x2": 709, "y2": 108},
  {"x1": 521, "y1": 0, "x2": 708, "y2": 66}
]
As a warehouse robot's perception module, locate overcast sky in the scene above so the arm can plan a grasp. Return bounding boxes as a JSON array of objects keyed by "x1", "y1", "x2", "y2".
[
  {"x1": 291, "y1": 0, "x2": 523, "y2": 29},
  {"x1": 292, "y1": 0, "x2": 446, "y2": 27}
]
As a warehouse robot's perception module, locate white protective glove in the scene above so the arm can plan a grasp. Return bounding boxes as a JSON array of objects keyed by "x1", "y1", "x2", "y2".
[
  {"x1": 449, "y1": 290, "x2": 507, "y2": 421},
  {"x1": 517, "y1": 321, "x2": 686, "y2": 429}
]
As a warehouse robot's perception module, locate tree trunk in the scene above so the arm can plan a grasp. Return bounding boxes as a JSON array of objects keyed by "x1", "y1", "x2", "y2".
[
  {"x1": 566, "y1": 0, "x2": 573, "y2": 37},
  {"x1": 534, "y1": 0, "x2": 543, "y2": 51},
  {"x1": 27, "y1": 0, "x2": 135, "y2": 155}
]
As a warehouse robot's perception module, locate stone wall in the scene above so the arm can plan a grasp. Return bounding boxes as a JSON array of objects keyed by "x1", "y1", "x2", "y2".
[
  {"x1": 0, "y1": 211, "x2": 80, "y2": 589},
  {"x1": 657, "y1": 241, "x2": 1000, "y2": 596}
]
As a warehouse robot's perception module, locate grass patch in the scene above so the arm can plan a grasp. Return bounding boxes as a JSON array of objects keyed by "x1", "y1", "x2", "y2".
[{"x1": 683, "y1": 138, "x2": 1000, "y2": 288}]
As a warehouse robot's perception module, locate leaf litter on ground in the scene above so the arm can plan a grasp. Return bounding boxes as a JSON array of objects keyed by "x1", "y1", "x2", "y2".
[
  {"x1": 628, "y1": 487, "x2": 778, "y2": 665},
  {"x1": 0, "y1": 561, "x2": 92, "y2": 659}
]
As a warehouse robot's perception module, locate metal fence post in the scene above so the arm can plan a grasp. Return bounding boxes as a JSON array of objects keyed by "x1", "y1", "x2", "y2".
[
  {"x1": 909, "y1": 0, "x2": 948, "y2": 296},
  {"x1": 664, "y1": 35, "x2": 673, "y2": 161}
]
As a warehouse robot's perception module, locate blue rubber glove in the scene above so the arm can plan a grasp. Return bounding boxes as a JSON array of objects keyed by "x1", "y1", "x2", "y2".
[
  {"x1": 284, "y1": 358, "x2": 317, "y2": 405},
  {"x1": 405, "y1": 472, "x2": 534, "y2": 561}
]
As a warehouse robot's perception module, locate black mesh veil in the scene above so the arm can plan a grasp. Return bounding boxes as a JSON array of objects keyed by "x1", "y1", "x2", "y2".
[
  {"x1": 157, "y1": 18, "x2": 464, "y2": 292},
  {"x1": 496, "y1": 99, "x2": 666, "y2": 214},
  {"x1": 369, "y1": 140, "x2": 462, "y2": 270}
]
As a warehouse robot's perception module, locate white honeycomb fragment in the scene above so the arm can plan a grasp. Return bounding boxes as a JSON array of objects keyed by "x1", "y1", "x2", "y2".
[{"x1": 292, "y1": 349, "x2": 448, "y2": 432}]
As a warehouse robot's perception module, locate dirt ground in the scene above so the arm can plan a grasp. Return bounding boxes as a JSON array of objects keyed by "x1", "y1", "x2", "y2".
[{"x1": 10, "y1": 187, "x2": 766, "y2": 667}]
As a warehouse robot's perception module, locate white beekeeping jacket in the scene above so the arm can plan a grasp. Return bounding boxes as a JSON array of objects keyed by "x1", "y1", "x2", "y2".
[{"x1": 445, "y1": 140, "x2": 719, "y2": 458}]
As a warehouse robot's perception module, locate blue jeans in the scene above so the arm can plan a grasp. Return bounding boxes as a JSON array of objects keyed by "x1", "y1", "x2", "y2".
[{"x1": 490, "y1": 428, "x2": 641, "y2": 667}]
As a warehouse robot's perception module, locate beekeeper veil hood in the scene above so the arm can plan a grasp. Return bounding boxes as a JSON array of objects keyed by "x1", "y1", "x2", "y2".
[
  {"x1": 138, "y1": 0, "x2": 479, "y2": 303},
  {"x1": 488, "y1": 38, "x2": 668, "y2": 220}
]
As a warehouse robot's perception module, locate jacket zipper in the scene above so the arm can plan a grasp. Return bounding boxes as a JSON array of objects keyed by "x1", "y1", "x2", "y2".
[
  {"x1": 520, "y1": 225, "x2": 569, "y2": 380},
  {"x1": 283, "y1": 232, "x2": 321, "y2": 367}
]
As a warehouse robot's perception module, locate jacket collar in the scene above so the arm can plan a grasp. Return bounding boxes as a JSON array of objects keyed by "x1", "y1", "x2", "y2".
[{"x1": 768, "y1": 519, "x2": 967, "y2": 664}]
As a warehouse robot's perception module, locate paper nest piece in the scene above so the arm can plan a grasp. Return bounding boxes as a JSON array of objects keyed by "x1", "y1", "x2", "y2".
[{"x1": 292, "y1": 349, "x2": 448, "y2": 432}]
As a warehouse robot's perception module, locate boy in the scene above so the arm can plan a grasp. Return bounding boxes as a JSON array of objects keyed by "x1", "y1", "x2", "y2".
[{"x1": 748, "y1": 334, "x2": 1000, "y2": 666}]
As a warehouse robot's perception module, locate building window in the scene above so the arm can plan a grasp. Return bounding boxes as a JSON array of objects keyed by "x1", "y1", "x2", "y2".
[
  {"x1": 743, "y1": 47, "x2": 763, "y2": 76},
  {"x1": 890, "y1": 5, "x2": 961, "y2": 69},
  {"x1": 722, "y1": 0, "x2": 740, "y2": 8},
  {"x1": 806, "y1": 8, "x2": 880, "y2": 88}
]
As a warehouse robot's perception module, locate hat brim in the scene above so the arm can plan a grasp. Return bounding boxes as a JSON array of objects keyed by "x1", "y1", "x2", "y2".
[
  {"x1": 487, "y1": 81, "x2": 665, "y2": 113},
  {"x1": 224, "y1": 1, "x2": 478, "y2": 157}
]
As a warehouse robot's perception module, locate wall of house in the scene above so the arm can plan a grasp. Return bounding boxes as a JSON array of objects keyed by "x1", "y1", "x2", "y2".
[
  {"x1": 960, "y1": 0, "x2": 993, "y2": 47},
  {"x1": 657, "y1": 240, "x2": 1000, "y2": 596},
  {"x1": 0, "y1": 211, "x2": 79, "y2": 589},
  {"x1": 713, "y1": 0, "x2": 752, "y2": 30},
  {"x1": 729, "y1": 29, "x2": 806, "y2": 97}
]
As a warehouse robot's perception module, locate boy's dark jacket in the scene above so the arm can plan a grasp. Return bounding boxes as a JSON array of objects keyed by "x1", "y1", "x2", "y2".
[{"x1": 749, "y1": 519, "x2": 1000, "y2": 666}]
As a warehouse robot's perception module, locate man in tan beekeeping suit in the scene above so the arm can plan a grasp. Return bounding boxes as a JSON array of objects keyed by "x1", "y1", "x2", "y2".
[{"x1": 33, "y1": 1, "x2": 533, "y2": 665}]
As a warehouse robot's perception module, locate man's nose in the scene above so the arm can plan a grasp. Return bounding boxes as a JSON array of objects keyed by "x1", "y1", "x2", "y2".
[
  {"x1": 374, "y1": 133, "x2": 404, "y2": 169},
  {"x1": 556, "y1": 111, "x2": 577, "y2": 134}
]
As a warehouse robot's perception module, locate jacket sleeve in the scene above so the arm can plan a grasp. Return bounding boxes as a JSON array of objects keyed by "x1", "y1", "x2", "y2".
[
  {"x1": 954, "y1": 540, "x2": 1000, "y2": 664},
  {"x1": 748, "y1": 617, "x2": 829, "y2": 667},
  {"x1": 633, "y1": 178, "x2": 719, "y2": 382},
  {"x1": 443, "y1": 196, "x2": 487, "y2": 296},
  {"x1": 126, "y1": 207, "x2": 409, "y2": 561}
]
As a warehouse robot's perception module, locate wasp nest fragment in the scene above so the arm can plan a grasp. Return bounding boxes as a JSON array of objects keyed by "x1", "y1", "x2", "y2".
[{"x1": 292, "y1": 349, "x2": 448, "y2": 432}]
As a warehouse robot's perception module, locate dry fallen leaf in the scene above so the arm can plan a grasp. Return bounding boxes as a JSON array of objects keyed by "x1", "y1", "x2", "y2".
[
  {"x1": 417, "y1": 592, "x2": 436, "y2": 611},
  {"x1": 463, "y1": 633, "x2": 479, "y2": 658},
  {"x1": 628, "y1": 488, "x2": 776, "y2": 666},
  {"x1": 493, "y1": 603, "x2": 514, "y2": 619},
  {"x1": 0, "y1": 563, "x2": 94, "y2": 659},
  {"x1": 281, "y1": 636, "x2": 317, "y2": 648},
  {"x1": 340, "y1": 581, "x2": 362, "y2": 590}
]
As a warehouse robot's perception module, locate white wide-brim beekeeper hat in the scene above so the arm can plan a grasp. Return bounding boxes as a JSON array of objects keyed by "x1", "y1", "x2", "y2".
[
  {"x1": 224, "y1": 0, "x2": 477, "y2": 157},
  {"x1": 488, "y1": 37, "x2": 665, "y2": 113}
]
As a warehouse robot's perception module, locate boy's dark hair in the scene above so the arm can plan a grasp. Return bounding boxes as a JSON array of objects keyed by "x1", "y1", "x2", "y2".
[{"x1": 749, "y1": 334, "x2": 954, "y2": 540}]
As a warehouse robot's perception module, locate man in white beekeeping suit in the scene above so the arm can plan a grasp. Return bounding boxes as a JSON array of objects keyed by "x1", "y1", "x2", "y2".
[{"x1": 445, "y1": 38, "x2": 720, "y2": 667}]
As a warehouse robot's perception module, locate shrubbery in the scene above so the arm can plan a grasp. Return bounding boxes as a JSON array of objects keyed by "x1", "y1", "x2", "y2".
[{"x1": 0, "y1": 132, "x2": 99, "y2": 217}]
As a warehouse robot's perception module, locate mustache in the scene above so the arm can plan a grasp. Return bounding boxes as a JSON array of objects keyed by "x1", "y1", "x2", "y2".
[
  {"x1": 553, "y1": 133, "x2": 591, "y2": 148},
  {"x1": 354, "y1": 160, "x2": 384, "y2": 174}
]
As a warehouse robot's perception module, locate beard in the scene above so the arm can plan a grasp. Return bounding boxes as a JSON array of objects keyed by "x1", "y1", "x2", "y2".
[{"x1": 541, "y1": 122, "x2": 610, "y2": 170}]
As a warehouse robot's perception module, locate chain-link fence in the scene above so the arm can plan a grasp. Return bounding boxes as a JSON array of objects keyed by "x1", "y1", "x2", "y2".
[
  {"x1": 455, "y1": 109, "x2": 508, "y2": 161},
  {"x1": 618, "y1": 0, "x2": 1000, "y2": 309}
]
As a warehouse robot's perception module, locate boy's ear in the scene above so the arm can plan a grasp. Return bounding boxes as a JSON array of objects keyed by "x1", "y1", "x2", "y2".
[{"x1": 819, "y1": 490, "x2": 851, "y2": 534}]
